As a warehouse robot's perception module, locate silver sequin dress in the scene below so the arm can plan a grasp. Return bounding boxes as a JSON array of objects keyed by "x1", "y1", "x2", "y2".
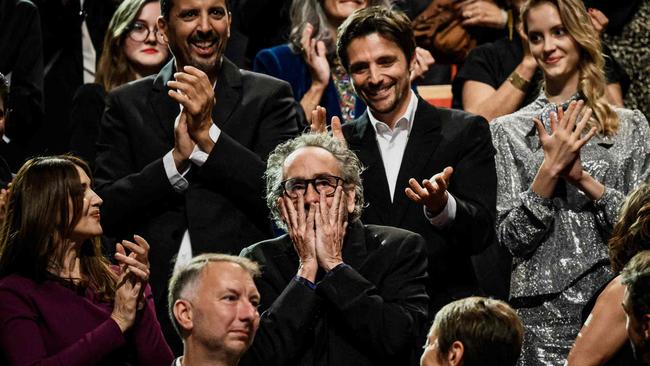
[{"x1": 490, "y1": 92, "x2": 650, "y2": 366}]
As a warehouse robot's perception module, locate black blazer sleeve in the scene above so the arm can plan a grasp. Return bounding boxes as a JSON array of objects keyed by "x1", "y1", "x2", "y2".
[{"x1": 447, "y1": 114, "x2": 497, "y2": 255}]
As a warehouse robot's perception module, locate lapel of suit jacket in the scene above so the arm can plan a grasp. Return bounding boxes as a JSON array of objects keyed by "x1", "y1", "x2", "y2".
[
  {"x1": 345, "y1": 113, "x2": 393, "y2": 225},
  {"x1": 276, "y1": 235, "x2": 301, "y2": 281},
  {"x1": 341, "y1": 220, "x2": 369, "y2": 271},
  {"x1": 392, "y1": 97, "x2": 442, "y2": 226},
  {"x1": 149, "y1": 58, "x2": 243, "y2": 142},
  {"x1": 213, "y1": 58, "x2": 242, "y2": 130},
  {"x1": 150, "y1": 61, "x2": 178, "y2": 142}
]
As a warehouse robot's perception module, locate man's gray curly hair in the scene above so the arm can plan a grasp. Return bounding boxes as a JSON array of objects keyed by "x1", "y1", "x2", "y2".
[{"x1": 265, "y1": 133, "x2": 364, "y2": 229}]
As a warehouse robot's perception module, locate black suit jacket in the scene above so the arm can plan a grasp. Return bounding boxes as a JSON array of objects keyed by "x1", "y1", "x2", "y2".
[
  {"x1": 342, "y1": 97, "x2": 496, "y2": 312},
  {"x1": 240, "y1": 220, "x2": 429, "y2": 366},
  {"x1": 94, "y1": 58, "x2": 301, "y2": 352}
]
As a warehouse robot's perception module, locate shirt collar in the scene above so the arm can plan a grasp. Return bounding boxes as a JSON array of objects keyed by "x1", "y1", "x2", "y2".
[{"x1": 368, "y1": 90, "x2": 418, "y2": 135}]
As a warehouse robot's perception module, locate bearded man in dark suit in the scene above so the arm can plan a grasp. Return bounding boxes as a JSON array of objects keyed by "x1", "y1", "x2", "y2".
[
  {"x1": 319, "y1": 6, "x2": 497, "y2": 315},
  {"x1": 94, "y1": 0, "x2": 301, "y2": 353}
]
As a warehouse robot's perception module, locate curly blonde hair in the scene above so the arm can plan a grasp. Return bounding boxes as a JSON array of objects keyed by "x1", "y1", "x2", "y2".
[
  {"x1": 521, "y1": 0, "x2": 619, "y2": 136},
  {"x1": 609, "y1": 184, "x2": 650, "y2": 273}
]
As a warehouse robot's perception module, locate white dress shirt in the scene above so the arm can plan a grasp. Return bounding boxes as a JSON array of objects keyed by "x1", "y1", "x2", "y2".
[
  {"x1": 367, "y1": 90, "x2": 456, "y2": 226},
  {"x1": 80, "y1": 0, "x2": 96, "y2": 84},
  {"x1": 162, "y1": 116, "x2": 222, "y2": 273}
]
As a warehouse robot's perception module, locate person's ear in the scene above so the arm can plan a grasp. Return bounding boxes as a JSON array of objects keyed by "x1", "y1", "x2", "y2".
[
  {"x1": 409, "y1": 50, "x2": 417, "y2": 73},
  {"x1": 641, "y1": 314, "x2": 650, "y2": 340},
  {"x1": 157, "y1": 16, "x2": 169, "y2": 43},
  {"x1": 173, "y1": 299, "x2": 194, "y2": 332},
  {"x1": 346, "y1": 188, "x2": 356, "y2": 215},
  {"x1": 227, "y1": 12, "x2": 232, "y2": 38},
  {"x1": 447, "y1": 340, "x2": 464, "y2": 366}
]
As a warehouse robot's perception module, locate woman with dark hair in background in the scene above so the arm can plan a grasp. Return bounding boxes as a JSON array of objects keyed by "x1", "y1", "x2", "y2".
[
  {"x1": 253, "y1": 0, "x2": 434, "y2": 125},
  {"x1": 69, "y1": 0, "x2": 169, "y2": 167},
  {"x1": 567, "y1": 183, "x2": 650, "y2": 366},
  {"x1": 490, "y1": 0, "x2": 650, "y2": 363},
  {"x1": 0, "y1": 155, "x2": 173, "y2": 365}
]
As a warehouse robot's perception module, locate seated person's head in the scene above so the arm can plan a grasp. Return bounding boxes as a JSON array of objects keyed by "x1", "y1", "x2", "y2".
[
  {"x1": 96, "y1": 0, "x2": 169, "y2": 91},
  {"x1": 421, "y1": 297, "x2": 524, "y2": 366},
  {"x1": 621, "y1": 251, "x2": 650, "y2": 364},
  {"x1": 0, "y1": 155, "x2": 109, "y2": 284},
  {"x1": 168, "y1": 254, "x2": 261, "y2": 363},
  {"x1": 265, "y1": 133, "x2": 364, "y2": 229}
]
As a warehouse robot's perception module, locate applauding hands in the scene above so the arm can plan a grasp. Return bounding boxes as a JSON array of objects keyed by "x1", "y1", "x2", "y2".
[
  {"x1": 168, "y1": 65, "x2": 217, "y2": 170},
  {"x1": 532, "y1": 100, "x2": 604, "y2": 200},
  {"x1": 111, "y1": 235, "x2": 151, "y2": 333}
]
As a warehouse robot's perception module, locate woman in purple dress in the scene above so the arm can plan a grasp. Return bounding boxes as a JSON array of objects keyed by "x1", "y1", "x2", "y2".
[{"x1": 0, "y1": 155, "x2": 173, "y2": 365}]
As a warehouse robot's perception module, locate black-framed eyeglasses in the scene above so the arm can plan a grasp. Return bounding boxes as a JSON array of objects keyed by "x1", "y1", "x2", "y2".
[
  {"x1": 281, "y1": 175, "x2": 344, "y2": 198},
  {"x1": 128, "y1": 21, "x2": 165, "y2": 43}
]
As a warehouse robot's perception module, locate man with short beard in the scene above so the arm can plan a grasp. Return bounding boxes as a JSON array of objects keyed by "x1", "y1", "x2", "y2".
[
  {"x1": 320, "y1": 6, "x2": 496, "y2": 317},
  {"x1": 621, "y1": 251, "x2": 650, "y2": 364},
  {"x1": 94, "y1": 0, "x2": 301, "y2": 353}
]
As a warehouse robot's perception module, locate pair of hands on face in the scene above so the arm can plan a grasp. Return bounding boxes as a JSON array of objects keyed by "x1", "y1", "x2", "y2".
[
  {"x1": 534, "y1": 100, "x2": 597, "y2": 190},
  {"x1": 299, "y1": 23, "x2": 435, "y2": 87},
  {"x1": 168, "y1": 66, "x2": 216, "y2": 170},
  {"x1": 279, "y1": 186, "x2": 349, "y2": 278},
  {"x1": 111, "y1": 235, "x2": 151, "y2": 333}
]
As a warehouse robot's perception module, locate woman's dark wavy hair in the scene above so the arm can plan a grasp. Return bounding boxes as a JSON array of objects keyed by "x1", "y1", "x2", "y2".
[
  {"x1": 0, "y1": 155, "x2": 117, "y2": 300},
  {"x1": 609, "y1": 183, "x2": 650, "y2": 273}
]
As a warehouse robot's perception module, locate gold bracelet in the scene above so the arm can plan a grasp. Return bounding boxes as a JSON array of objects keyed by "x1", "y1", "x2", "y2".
[{"x1": 508, "y1": 70, "x2": 530, "y2": 92}]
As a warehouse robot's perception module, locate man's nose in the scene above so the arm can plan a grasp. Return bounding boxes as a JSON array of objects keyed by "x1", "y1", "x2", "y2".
[
  {"x1": 368, "y1": 64, "x2": 382, "y2": 85},
  {"x1": 239, "y1": 300, "x2": 258, "y2": 321},
  {"x1": 304, "y1": 182, "x2": 320, "y2": 205},
  {"x1": 197, "y1": 12, "x2": 211, "y2": 32}
]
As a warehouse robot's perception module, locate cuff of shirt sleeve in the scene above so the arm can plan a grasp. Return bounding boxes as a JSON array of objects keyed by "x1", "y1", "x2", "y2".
[
  {"x1": 294, "y1": 276, "x2": 317, "y2": 291},
  {"x1": 189, "y1": 124, "x2": 221, "y2": 167},
  {"x1": 324, "y1": 263, "x2": 350, "y2": 278},
  {"x1": 163, "y1": 150, "x2": 190, "y2": 193},
  {"x1": 424, "y1": 193, "x2": 457, "y2": 227}
]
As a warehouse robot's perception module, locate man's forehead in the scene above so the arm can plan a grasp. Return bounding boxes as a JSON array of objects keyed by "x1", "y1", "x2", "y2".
[
  {"x1": 282, "y1": 146, "x2": 341, "y2": 175},
  {"x1": 172, "y1": 0, "x2": 228, "y2": 11},
  {"x1": 347, "y1": 33, "x2": 404, "y2": 62}
]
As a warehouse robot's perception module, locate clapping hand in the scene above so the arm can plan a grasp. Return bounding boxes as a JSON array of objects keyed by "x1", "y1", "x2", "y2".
[
  {"x1": 405, "y1": 167, "x2": 453, "y2": 216},
  {"x1": 111, "y1": 235, "x2": 151, "y2": 332},
  {"x1": 533, "y1": 100, "x2": 596, "y2": 179},
  {"x1": 301, "y1": 23, "x2": 330, "y2": 90},
  {"x1": 168, "y1": 66, "x2": 215, "y2": 152},
  {"x1": 309, "y1": 106, "x2": 346, "y2": 145}
]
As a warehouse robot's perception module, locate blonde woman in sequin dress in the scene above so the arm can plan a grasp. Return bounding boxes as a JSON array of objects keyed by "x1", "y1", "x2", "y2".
[{"x1": 489, "y1": 0, "x2": 650, "y2": 364}]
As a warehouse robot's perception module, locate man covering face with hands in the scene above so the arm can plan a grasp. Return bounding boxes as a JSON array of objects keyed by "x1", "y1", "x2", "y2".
[{"x1": 239, "y1": 133, "x2": 429, "y2": 366}]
